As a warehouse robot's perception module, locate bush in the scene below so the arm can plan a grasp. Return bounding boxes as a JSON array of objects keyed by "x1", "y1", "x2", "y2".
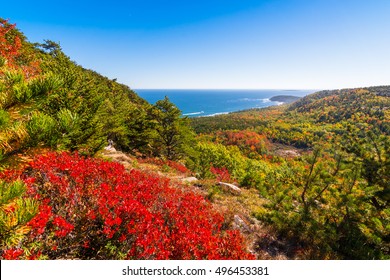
[
  {"x1": 25, "y1": 111, "x2": 57, "y2": 146},
  {"x1": 0, "y1": 179, "x2": 39, "y2": 257},
  {"x1": 193, "y1": 142, "x2": 246, "y2": 180},
  {"x1": 0, "y1": 152, "x2": 254, "y2": 260}
]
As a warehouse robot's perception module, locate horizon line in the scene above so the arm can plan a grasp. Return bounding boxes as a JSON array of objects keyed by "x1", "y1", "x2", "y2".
[{"x1": 133, "y1": 88, "x2": 321, "y2": 91}]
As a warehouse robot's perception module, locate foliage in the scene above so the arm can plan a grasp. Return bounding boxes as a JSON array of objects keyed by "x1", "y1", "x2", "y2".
[
  {"x1": 257, "y1": 146, "x2": 389, "y2": 259},
  {"x1": 192, "y1": 142, "x2": 246, "y2": 180},
  {"x1": 213, "y1": 130, "x2": 270, "y2": 158},
  {"x1": 1, "y1": 19, "x2": 194, "y2": 162},
  {"x1": 190, "y1": 85, "x2": 389, "y2": 259},
  {"x1": 0, "y1": 179, "x2": 39, "y2": 258},
  {"x1": 149, "y1": 96, "x2": 195, "y2": 160},
  {"x1": 0, "y1": 18, "x2": 40, "y2": 78},
  {"x1": 1, "y1": 19, "x2": 197, "y2": 163},
  {"x1": 210, "y1": 165, "x2": 232, "y2": 182},
  {"x1": 0, "y1": 152, "x2": 254, "y2": 260}
]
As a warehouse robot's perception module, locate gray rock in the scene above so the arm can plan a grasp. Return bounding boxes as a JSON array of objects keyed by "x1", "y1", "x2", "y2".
[
  {"x1": 218, "y1": 181, "x2": 241, "y2": 195},
  {"x1": 233, "y1": 215, "x2": 251, "y2": 232},
  {"x1": 104, "y1": 146, "x2": 116, "y2": 152}
]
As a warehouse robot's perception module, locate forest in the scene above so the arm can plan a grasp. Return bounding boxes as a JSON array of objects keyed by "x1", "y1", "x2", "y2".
[{"x1": 1, "y1": 19, "x2": 389, "y2": 260}]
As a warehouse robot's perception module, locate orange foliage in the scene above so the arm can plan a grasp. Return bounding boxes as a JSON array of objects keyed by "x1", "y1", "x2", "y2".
[
  {"x1": 216, "y1": 130, "x2": 270, "y2": 155},
  {"x1": 0, "y1": 18, "x2": 40, "y2": 78}
]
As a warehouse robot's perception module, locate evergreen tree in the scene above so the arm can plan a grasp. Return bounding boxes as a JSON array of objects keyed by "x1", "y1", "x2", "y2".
[{"x1": 150, "y1": 96, "x2": 194, "y2": 160}]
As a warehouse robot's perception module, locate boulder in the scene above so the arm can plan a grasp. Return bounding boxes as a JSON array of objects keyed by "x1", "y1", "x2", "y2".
[{"x1": 218, "y1": 181, "x2": 241, "y2": 195}]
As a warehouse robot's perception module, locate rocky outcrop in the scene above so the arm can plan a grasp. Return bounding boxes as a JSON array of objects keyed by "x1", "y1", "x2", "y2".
[{"x1": 218, "y1": 182, "x2": 241, "y2": 195}]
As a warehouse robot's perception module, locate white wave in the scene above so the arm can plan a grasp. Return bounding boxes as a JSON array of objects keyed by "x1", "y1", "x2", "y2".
[
  {"x1": 183, "y1": 111, "x2": 204, "y2": 116},
  {"x1": 237, "y1": 98, "x2": 271, "y2": 103},
  {"x1": 204, "y1": 112, "x2": 230, "y2": 117},
  {"x1": 275, "y1": 101, "x2": 285, "y2": 106}
]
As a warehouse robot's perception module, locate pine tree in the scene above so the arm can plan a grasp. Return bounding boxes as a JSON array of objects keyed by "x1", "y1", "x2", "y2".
[{"x1": 150, "y1": 96, "x2": 194, "y2": 160}]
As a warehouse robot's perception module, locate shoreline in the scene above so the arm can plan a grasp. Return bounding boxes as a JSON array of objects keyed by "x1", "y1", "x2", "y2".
[{"x1": 184, "y1": 95, "x2": 300, "y2": 118}]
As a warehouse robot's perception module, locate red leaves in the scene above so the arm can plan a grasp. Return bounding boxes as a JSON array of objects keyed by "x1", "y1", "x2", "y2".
[
  {"x1": 210, "y1": 165, "x2": 232, "y2": 182},
  {"x1": 52, "y1": 216, "x2": 74, "y2": 237},
  {"x1": 216, "y1": 130, "x2": 270, "y2": 155},
  {"x1": 2, "y1": 248, "x2": 24, "y2": 260},
  {"x1": 0, "y1": 19, "x2": 21, "y2": 65},
  {"x1": 1, "y1": 152, "x2": 253, "y2": 259},
  {"x1": 27, "y1": 204, "x2": 52, "y2": 236},
  {"x1": 0, "y1": 19, "x2": 40, "y2": 78}
]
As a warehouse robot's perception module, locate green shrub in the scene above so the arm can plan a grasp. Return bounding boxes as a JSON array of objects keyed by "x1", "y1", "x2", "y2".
[
  {"x1": 0, "y1": 180, "x2": 39, "y2": 249},
  {"x1": 26, "y1": 111, "x2": 57, "y2": 146},
  {"x1": 0, "y1": 109, "x2": 9, "y2": 128}
]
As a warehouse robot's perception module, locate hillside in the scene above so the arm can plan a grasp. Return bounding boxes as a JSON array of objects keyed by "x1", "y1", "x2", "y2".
[
  {"x1": 190, "y1": 86, "x2": 389, "y2": 259},
  {"x1": 269, "y1": 95, "x2": 301, "y2": 103},
  {"x1": 0, "y1": 20, "x2": 146, "y2": 162},
  {"x1": 289, "y1": 86, "x2": 390, "y2": 127},
  {"x1": 0, "y1": 19, "x2": 195, "y2": 169}
]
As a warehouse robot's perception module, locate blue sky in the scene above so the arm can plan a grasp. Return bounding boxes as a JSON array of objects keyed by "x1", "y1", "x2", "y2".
[{"x1": 2, "y1": 0, "x2": 390, "y2": 89}]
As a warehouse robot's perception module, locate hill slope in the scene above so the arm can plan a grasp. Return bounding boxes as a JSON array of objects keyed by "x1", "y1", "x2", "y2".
[
  {"x1": 189, "y1": 85, "x2": 389, "y2": 259},
  {"x1": 1, "y1": 19, "x2": 195, "y2": 169}
]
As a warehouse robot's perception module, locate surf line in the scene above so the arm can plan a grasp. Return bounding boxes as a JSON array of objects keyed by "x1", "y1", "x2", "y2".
[{"x1": 183, "y1": 111, "x2": 204, "y2": 116}]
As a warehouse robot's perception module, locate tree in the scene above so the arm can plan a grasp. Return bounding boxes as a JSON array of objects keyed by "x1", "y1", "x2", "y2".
[{"x1": 150, "y1": 96, "x2": 194, "y2": 160}]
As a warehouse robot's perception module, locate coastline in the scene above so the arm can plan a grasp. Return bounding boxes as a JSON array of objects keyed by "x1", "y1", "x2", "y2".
[{"x1": 136, "y1": 89, "x2": 312, "y2": 118}]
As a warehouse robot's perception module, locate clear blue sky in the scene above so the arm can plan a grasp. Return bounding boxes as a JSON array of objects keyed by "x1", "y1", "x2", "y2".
[{"x1": 2, "y1": 0, "x2": 390, "y2": 89}]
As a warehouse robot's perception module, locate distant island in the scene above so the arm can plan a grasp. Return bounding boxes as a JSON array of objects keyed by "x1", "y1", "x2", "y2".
[{"x1": 270, "y1": 95, "x2": 301, "y2": 103}]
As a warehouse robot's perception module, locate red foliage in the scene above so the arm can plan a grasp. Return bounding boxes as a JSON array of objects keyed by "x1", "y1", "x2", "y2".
[
  {"x1": 52, "y1": 216, "x2": 74, "y2": 237},
  {"x1": 0, "y1": 19, "x2": 40, "y2": 78},
  {"x1": 210, "y1": 165, "x2": 232, "y2": 182},
  {"x1": 216, "y1": 130, "x2": 270, "y2": 155},
  {"x1": 0, "y1": 19, "x2": 21, "y2": 65},
  {"x1": 27, "y1": 204, "x2": 52, "y2": 236},
  {"x1": 1, "y1": 152, "x2": 254, "y2": 260},
  {"x1": 2, "y1": 248, "x2": 24, "y2": 260}
]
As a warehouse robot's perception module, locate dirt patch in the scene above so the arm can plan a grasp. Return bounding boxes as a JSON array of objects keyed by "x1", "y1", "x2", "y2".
[{"x1": 271, "y1": 143, "x2": 308, "y2": 158}]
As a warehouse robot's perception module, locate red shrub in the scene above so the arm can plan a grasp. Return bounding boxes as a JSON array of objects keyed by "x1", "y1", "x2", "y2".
[
  {"x1": 216, "y1": 130, "x2": 270, "y2": 155},
  {"x1": 2, "y1": 248, "x2": 24, "y2": 260},
  {"x1": 0, "y1": 19, "x2": 40, "y2": 78},
  {"x1": 1, "y1": 152, "x2": 254, "y2": 260},
  {"x1": 210, "y1": 165, "x2": 232, "y2": 182}
]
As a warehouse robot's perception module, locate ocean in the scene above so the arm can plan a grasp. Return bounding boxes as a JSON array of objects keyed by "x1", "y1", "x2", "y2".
[{"x1": 135, "y1": 89, "x2": 316, "y2": 117}]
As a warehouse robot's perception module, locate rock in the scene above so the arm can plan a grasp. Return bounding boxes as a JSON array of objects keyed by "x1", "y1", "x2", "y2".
[
  {"x1": 181, "y1": 177, "x2": 198, "y2": 183},
  {"x1": 218, "y1": 181, "x2": 241, "y2": 195},
  {"x1": 233, "y1": 215, "x2": 251, "y2": 233},
  {"x1": 104, "y1": 146, "x2": 116, "y2": 152}
]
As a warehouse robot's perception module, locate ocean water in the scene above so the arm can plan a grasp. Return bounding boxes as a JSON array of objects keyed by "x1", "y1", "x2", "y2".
[{"x1": 135, "y1": 89, "x2": 316, "y2": 117}]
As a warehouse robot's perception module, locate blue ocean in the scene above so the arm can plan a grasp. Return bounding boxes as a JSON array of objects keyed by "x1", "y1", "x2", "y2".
[{"x1": 135, "y1": 89, "x2": 316, "y2": 117}]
